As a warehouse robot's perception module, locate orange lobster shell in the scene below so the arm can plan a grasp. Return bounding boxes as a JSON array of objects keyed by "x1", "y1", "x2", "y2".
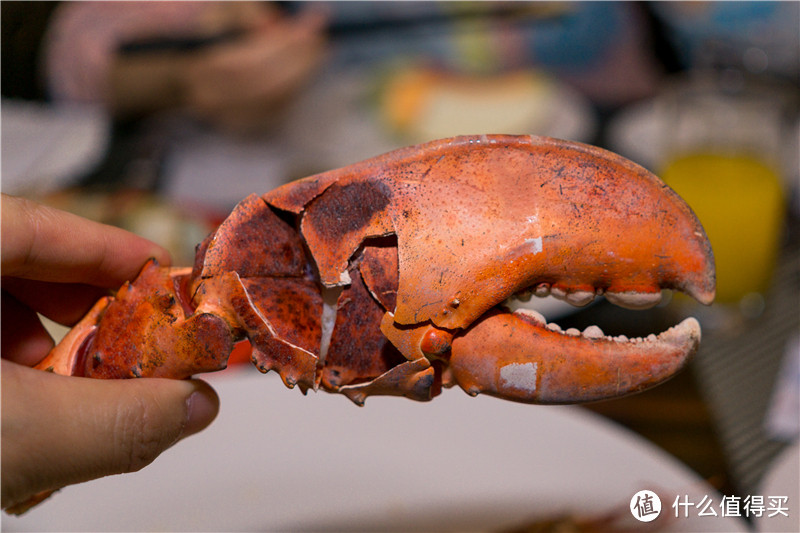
[{"x1": 37, "y1": 135, "x2": 714, "y2": 405}]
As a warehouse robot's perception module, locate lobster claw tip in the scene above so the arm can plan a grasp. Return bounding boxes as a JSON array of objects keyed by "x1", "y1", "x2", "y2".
[
  {"x1": 687, "y1": 281, "x2": 716, "y2": 308},
  {"x1": 662, "y1": 316, "x2": 701, "y2": 347}
]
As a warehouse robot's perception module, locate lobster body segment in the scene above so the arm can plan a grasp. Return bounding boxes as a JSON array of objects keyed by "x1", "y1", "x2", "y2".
[{"x1": 37, "y1": 135, "x2": 715, "y2": 405}]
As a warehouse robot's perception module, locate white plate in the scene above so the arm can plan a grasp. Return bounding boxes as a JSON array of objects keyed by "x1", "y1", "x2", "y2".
[{"x1": 5, "y1": 370, "x2": 747, "y2": 532}]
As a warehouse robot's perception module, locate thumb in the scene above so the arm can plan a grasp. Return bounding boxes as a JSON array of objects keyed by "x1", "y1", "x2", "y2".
[{"x1": 1, "y1": 360, "x2": 219, "y2": 510}]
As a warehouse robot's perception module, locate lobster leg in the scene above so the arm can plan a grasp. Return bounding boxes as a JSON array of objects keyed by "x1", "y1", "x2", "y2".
[{"x1": 36, "y1": 261, "x2": 235, "y2": 379}]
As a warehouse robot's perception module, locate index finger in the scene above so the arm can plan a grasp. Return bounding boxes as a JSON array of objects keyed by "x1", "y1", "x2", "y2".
[{"x1": 1, "y1": 195, "x2": 171, "y2": 287}]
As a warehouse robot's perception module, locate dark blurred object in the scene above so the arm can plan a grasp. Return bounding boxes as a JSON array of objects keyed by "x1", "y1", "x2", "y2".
[
  {"x1": 1, "y1": 1, "x2": 60, "y2": 100},
  {"x1": 75, "y1": 117, "x2": 174, "y2": 192},
  {"x1": 116, "y1": 28, "x2": 243, "y2": 56},
  {"x1": 651, "y1": 1, "x2": 800, "y2": 83}
]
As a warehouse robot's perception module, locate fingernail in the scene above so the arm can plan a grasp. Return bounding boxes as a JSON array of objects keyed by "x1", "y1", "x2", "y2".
[
  {"x1": 151, "y1": 246, "x2": 172, "y2": 267},
  {"x1": 180, "y1": 382, "x2": 220, "y2": 439}
]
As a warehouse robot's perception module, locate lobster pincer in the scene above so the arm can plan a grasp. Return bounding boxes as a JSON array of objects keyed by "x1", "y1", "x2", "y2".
[{"x1": 36, "y1": 135, "x2": 715, "y2": 406}]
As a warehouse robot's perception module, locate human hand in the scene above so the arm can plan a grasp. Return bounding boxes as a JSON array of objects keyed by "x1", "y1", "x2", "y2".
[
  {"x1": 49, "y1": 1, "x2": 326, "y2": 132},
  {"x1": 1, "y1": 195, "x2": 219, "y2": 513},
  {"x1": 181, "y1": 8, "x2": 327, "y2": 133}
]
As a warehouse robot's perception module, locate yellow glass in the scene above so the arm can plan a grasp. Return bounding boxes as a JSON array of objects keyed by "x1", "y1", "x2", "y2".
[{"x1": 661, "y1": 152, "x2": 785, "y2": 303}]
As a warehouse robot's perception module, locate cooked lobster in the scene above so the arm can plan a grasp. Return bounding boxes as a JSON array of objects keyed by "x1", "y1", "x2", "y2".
[{"x1": 37, "y1": 135, "x2": 715, "y2": 405}]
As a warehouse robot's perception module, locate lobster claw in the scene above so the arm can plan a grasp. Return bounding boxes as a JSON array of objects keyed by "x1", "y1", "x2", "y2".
[
  {"x1": 269, "y1": 135, "x2": 714, "y2": 404},
  {"x1": 17, "y1": 134, "x2": 716, "y2": 516},
  {"x1": 38, "y1": 135, "x2": 714, "y2": 407}
]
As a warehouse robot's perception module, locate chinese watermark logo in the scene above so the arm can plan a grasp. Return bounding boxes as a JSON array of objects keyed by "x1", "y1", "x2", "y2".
[
  {"x1": 630, "y1": 490, "x2": 662, "y2": 522},
  {"x1": 630, "y1": 490, "x2": 790, "y2": 522},
  {"x1": 673, "y1": 494, "x2": 790, "y2": 518}
]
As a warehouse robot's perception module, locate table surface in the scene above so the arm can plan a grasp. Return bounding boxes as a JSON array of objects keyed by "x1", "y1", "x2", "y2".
[{"x1": 4, "y1": 369, "x2": 748, "y2": 532}]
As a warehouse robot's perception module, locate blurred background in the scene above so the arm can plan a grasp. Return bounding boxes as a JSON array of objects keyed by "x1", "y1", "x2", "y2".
[{"x1": 3, "y1": 1, "x2": 798, "y2": 531}]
